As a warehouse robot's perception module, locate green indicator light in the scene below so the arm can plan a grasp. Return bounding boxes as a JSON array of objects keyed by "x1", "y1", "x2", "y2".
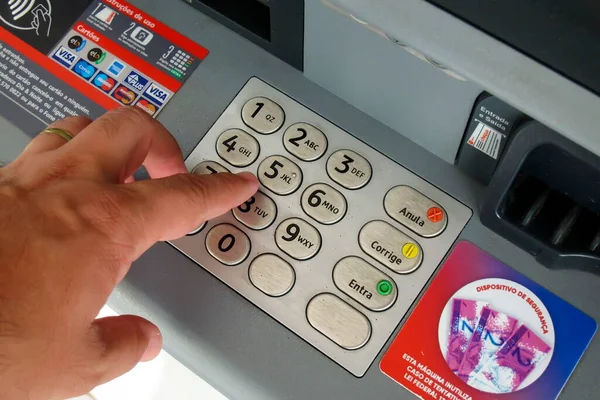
[{"x1": 377, "y1": 280, "x2": 393, "y2": 296}]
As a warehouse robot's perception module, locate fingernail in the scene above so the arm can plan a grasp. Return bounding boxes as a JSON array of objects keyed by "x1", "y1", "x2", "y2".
[
  {"x1": 141, "y1": 330, "x2": 163, "y2": 362},
  {"x1": 236, "y1": 171, "x2": 257, "y2": 183}
]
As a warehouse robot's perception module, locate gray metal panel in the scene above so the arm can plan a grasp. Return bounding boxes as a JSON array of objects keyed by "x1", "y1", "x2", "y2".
[
  {"x1": 328, "y1": 0, "x2": 600, "y2": 160},
  {"x1": 304, "y1": 0, "x2": 483, "y2": 164},
  {"x1": 1, "y1": 0, "x2": 599, "y2": 399}
]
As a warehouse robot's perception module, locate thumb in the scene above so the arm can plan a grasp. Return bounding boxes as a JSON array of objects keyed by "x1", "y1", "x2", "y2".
[{"x1": 88, "y1": 315, "x2": 162, "y2": 386}]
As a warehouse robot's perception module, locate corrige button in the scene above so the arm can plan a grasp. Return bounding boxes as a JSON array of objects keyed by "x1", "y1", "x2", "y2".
[
  {"x1": 384, "y1": 185, "x2": 448, "y2": 237},
  {"x1": 306, "y1": 293, "x2": 371, "y2": 350},
  {"x1": 333, "y1": 256, "x2": 397, "y2": 311},
  {"x1": 249, "y1": 254, "x2": 295, "y2": 297},
  {"x1": 241, "y1": 97, "x2": 285, "y2": 134},
  {"x1": 205, "y1": 224, "x2": 251, "y2": 266},
  {"x1": 359, "y1": 220, "x2": 423, "y2": 274}
]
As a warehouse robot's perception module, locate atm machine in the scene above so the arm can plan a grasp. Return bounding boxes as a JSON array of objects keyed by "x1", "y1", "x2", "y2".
[{"x1": 2, "y1": 0, "x2": 600, "y2": 399}]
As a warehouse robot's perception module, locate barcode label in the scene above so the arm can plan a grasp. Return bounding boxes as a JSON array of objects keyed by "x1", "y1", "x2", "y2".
[{"x1": 467, "y1": 122, "x2": 504, "y2": 159}]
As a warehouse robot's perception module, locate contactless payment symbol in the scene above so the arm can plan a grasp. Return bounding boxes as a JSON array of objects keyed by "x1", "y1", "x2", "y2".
[
  {"x1": 125, "y1": 70, "x2": 149, "y2": 92},
  {"x1": 87, "y1": 47, "x2": 106, "y2": 64},
  {"x1": 112, "y1": 84, "x2": 138, "y2": 105},
  {"x1": 92, "y1": 72, "x2": 116, "y2": 93},
  {"x1": 143, "y1": 83, "x2": 169, "y2": 106},
  {"x1": 72, "y1": 59, "x2": 97, "y2": 80},
  {"x1": 52, "y1": 46, "x2": 77, "y2": 67},
  {"x1": 67, "y1": 35, "x2": 86, "y2": 52},
  {"x1": 106, "y1": 59, "x2": 125, "y2": 77},
  {"x1": 135, "y1": 97, "x2": 158, "y2": 117}
]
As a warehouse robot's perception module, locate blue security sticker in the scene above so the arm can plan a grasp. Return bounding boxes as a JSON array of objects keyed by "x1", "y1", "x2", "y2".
[
  {"x1": 143, "y1": 83, "x2": 170, "y2": 106},
  {"x1": 72, "y1": 60, "x2": 97, "y2": 80},
  {"x1": 52, "y1": 47, "x2": 77, "y2": 68},
  {"x1": 124, "y1": 70, "x2": 150, "y2": 92},
  {"x1": 107, "y1": 60, "x2": 125, "y2": 77}
]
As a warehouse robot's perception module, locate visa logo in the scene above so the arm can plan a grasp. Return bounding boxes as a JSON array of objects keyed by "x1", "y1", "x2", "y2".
[
  {"x1": 144, "y1": 83, "x2": 169, "y2": 106},
  {"x1": 125, "y1": 70, "x2": 149, "y2": 92},
  {"x1": 52, "y1": 47, "x2": 77, "y2": 67}
]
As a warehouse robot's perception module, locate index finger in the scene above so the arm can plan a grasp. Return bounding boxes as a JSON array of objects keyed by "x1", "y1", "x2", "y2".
[{"x1": 64, "y1": 107, "x2": 187, "y2": 183}]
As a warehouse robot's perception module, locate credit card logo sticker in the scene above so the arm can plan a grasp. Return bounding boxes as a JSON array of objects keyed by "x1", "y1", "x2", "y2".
[
  {"x1": 87, "y1": 47, "x2": 106, "y2": 64},
  {"x1": 67, "y1": 36, "x2": 86, "y2": 52},
  {"x1": 125, "y1": 71, "x2": 149, "y2": 92},
  {"x1": 144, "y1": 83, "x2": 169, "y2": 106},
  {"x1": 112, "y1": 85, "x2": 138, "y2": 105},
  {"x1": 107, "y1": 60, "x2": 125, "y2": 77},
  {"x1": 92, "y1": 73, "x2": 116, "y2": 93},
  {"x1": 52, "y1": 47, "x2": 77, "y2": 67},
  {"x1": 72, "y1": 60, "x2": 97, "y2": 80},
  {"x1": 130, "y1": 26, "x2": 153, "y2": 45},
  {"x1": 135, "y1": 97, "x2": 158, "y2": 117}
]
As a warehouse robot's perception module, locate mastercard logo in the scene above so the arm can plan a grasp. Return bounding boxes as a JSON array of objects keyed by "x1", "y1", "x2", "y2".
[
  {"x1": 135, "y1": 98, "x2": 158, "y2": 116},
  {"x1": 112, "y1": 85, "x2": 137, "y2": 105},
  {"x1": 92, "y1": 73, "x2": 116, "y2": 93}
]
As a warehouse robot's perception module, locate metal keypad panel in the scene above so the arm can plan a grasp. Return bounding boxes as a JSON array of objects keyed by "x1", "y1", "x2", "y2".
[{"x1": 169, "y1": 77, "x2": 472, "y2": 377}]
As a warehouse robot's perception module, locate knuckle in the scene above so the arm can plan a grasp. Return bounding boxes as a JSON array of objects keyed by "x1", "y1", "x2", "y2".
[{"x1": 176, "y1": 174, "x2": 210, "y2": 209}]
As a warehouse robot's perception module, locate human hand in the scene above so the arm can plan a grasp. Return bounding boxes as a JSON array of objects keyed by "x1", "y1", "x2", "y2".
[
  {"x1": 0, "y1": 107, "x2": 258, "y2": 399},
  {"x1": 31, "y1": 7, "x2": 52, "y2": 37}
]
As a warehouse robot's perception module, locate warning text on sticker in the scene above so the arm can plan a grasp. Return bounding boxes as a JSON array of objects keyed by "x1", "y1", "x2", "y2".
[{"x1": 402, "y1": 353, "x2": 472, "y2": 400}]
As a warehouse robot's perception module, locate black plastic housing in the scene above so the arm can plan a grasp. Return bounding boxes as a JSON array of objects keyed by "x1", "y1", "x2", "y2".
[{"x1": 481, "y1": 121, "x2": 600, "y2": 274}]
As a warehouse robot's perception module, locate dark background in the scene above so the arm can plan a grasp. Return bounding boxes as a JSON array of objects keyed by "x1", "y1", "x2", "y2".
[{"x1": 0, "y1": 0, "x2": 94, "y2": 54}]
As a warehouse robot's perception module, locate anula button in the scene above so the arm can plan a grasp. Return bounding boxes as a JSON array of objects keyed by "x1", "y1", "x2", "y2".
[{"x1": 384, "y1": 185, "x2": 448, "y2": 237}]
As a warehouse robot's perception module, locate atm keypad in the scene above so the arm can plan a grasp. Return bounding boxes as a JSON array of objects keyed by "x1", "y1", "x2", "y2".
[{"x1": 169, "y1": 77, "x2": 472, "y2": 377}]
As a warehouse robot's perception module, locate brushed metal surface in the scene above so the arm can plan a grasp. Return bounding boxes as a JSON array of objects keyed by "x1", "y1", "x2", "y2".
[
  {"x1": 192, "y1": 160, "x2": 230, "y2": 175},
  {"x1": 232, "y1": 191, "x2": 277, "y2": 231},
  {"x1": 216, "y1": 129, "x2": 260, "y2": 167},
  {"x1": 301, "y1": 183, "x2": 347, "y2": 225},
  {"x1": 358, "y1": 220, "x2": 423, "y2": 274},
  {"x1": 326, "y1": 149, "x2": 372, "y2": 190},
  {"x1": 242, "y1": 96, "x2": 285, "y2": 134},
  {"x1": 169, "y1": 77, "x2": 472, "y2": 377},
  {"x1": 275, "y1": 217, "x2": 322, "y2": 260},
  {"x1": 306, "y1": 293, "x2": 372, "y2": 350},
  {"x1": 249, "y1": 253, "x2": 296, "y2": 297},
  {"x1": 283, "y1": 122, "x2": 328, "y2": 161},
  {"x1": 206, "y1": 224, "x2": 251, "y2": 266},
  {"x1": 188, "y1": 221, "x2": 207, "y2": 237},
  {"x1": 332, "y1": 256, "x2": 397, "y2": 311},
  {"x1": 257, "y1": 155, "x2": 303, "y2": 195},
  {"x1": 384, "y1": 185, "x2": 448, "y2": 237}
]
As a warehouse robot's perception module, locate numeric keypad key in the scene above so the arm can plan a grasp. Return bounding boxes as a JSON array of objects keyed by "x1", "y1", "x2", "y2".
[
  {"x1": 206, "y1": 224, "x2": 251, "y2": 266},
  {"x1": 326, "y1": 150, "x2": 372, "y2": 190},
  {"x1": 301, "y1": 183, "x2": 347, "y2": 225},
  {"x1": 217, "y1": 129, "x2": 260, "y2": 167},
  {"x1": 233, "y1": 191, "x2": 277, "y2": 230},
  {"x1": 275, "y1": 218, "x2": 322, "y2": 260},
  {"x1": 242, "y1": 97, "x2": 285, "y2": 134},
  {"x1": 283, "y1": 123, "x2": 328, "y2": 161},
  {"x1": 258, "y1": 155, "x2": 303, "y2": 195},
  {"x1": 192, "y1": 160, "x2": 230, "y2": 175}
]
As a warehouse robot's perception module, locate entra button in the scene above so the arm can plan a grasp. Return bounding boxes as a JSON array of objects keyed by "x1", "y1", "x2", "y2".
[{"x1": 333, "y1": 256, "x2": 397, "y2": 312}]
